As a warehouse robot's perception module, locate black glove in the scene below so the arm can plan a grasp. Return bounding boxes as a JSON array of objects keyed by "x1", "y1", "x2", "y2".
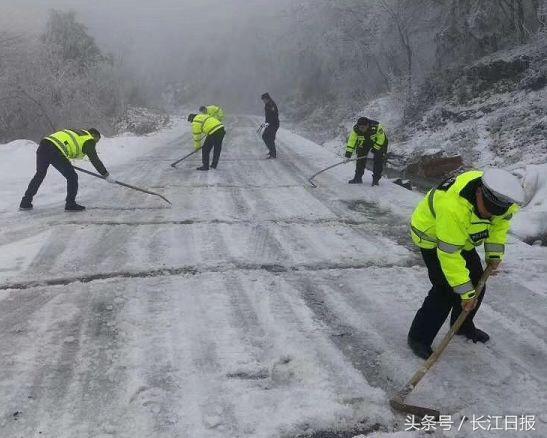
[{"x1": 345, "y1": 151, "x2": 352, "y2": 159}]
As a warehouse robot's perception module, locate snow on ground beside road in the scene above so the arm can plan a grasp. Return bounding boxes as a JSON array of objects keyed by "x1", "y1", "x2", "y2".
[
  {"x1": 0, "y1": 116, "x2": 545, "y2": 437},
  {"x1": 512, "y1": 163, "x2": 547, "y2": 243}
]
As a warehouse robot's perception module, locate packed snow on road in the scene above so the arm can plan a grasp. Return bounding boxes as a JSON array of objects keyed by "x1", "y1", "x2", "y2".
[{"x1": 0, "y1": 117, "x2": 545, "y2": 437}]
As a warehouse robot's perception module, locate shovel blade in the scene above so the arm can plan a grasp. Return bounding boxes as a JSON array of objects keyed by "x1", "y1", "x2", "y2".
[{"x1": 389, "y1": 396, "x2": 440, "y2": 420}]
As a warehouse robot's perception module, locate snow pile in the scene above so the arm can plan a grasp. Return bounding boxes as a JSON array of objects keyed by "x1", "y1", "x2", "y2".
[{"x1": 512, "y1": 163, "x2": 547, "y2": 244}]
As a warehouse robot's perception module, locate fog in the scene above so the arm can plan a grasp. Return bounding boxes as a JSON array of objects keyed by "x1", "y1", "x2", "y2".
[
  {"x1": 1, "y1": 0, "x2": 294, "y2": 112},
  {"x1": 1, "y1": 0, "x2": 542, "y2": 141}
]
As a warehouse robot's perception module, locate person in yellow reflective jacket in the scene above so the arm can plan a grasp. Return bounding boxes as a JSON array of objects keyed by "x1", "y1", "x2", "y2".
[
  {"x1": 20, "y1": 128, "x2": 113, "y2": 212},
  {"x1": 199, "y1": 105, "x2": 224, "y2": 123},
  {"x1": 407, "y1": 169, "x2": 525, "y2": 359},
  {"x1": 346, "y1": 117, "x2": 388, "y2": 186},
  {"x1": 188, "y1": 113, "x2": 225, "y2": 171}
]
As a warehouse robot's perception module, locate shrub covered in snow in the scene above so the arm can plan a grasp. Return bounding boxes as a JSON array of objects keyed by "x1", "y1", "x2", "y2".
[{"x1": 115, "y1": 106, "x2": 171, "y2": 136}]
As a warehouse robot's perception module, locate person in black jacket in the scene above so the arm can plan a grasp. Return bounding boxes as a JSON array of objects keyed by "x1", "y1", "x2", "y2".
[
  {"x1": 20, "y1": 128, "x2": 113, "y2": 211},
  {"x1": 261, "y1": 92, "x2": 279, "y2": 159}
]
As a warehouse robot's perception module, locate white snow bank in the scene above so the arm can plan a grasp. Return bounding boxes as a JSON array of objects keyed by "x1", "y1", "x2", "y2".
[{"x1": 512, "y1": 163, "x2": 547, "y2": 243}]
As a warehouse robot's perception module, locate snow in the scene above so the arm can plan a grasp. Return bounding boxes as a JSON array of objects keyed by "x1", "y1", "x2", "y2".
[
  {"x1": 0, "y1": 116, "x2": 545, "y2": 437},
  {"x1": 512, "y1": 163, "x2": 547, "y2": 243}
]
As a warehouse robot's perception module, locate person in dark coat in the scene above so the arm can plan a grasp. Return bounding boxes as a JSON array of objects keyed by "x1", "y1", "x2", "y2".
[{"x1": 261, "y1": 92, "x2": 279, "y2": 159}]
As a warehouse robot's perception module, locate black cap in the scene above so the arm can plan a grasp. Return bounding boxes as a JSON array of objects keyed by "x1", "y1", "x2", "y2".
[
  {"x1": 199, "y1": 106, "x2": 207, "y2": 113},
  {"x1": 261, "y1": 92, "x2": 271, "y2": 100},
  {"x1": 481, "y1": 184, "x2": 512, "y2": 216},
  {"x1": 357, "y1": 117, "x2": 369, "y2": 126},
  {"x1": 187, "y1": 113, "x2": 196, "y2": 122}
]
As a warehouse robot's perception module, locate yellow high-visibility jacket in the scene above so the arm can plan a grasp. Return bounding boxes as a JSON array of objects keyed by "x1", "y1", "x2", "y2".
[
  {"x1": 45, "y1": 129, "x2": 94, "y2": 159},
  {"x1": 192, "y1": 114, "x2": 224, "y2": 150},
  {"x1": 345, "y1": 121, "x2": 388, "y2": 156},
  {"x1": 345, "y1": 126, "x2": 365, "y2": 156},
  {"x1": 206, "y1": 105, "x2": 224, "y2": 122},
  {"x1": 410, "y1": 170, "x2": 518, "y2": 296}
]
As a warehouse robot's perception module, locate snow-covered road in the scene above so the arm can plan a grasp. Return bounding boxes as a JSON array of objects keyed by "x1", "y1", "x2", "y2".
[{"x1": 0, "y1": 117, "x2": 545, "y2": 437}]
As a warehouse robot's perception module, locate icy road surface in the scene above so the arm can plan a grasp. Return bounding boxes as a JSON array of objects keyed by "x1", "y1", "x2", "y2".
[{"x1": 0, "y1": 117, "x2": 545, "y2": 437}]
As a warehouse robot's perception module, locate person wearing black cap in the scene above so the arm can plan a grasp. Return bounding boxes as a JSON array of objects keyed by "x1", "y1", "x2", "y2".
[
  {"x1": 19, "y1": 128, "x2": 113, "y2": 211},
  {"x1": 260, "y1": 92, "x2": 279, "y2": 159},
  {"x1": 406, "y1": 169, "x2": 524, "y2": 359},
  {"x1": 345, "y1": 117, "x2": 388, "y2": 185}
]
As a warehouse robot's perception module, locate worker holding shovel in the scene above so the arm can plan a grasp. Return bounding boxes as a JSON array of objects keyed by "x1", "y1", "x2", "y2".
[
  {"x1": 20, "y1": 128, "x2": 171, "y2": 211},
  {"x1": 20, "y1": 128, "x2": 114, "y2": 211},
  {"x1": 407, "y1": 168, "x2": 525, "y2": 359}
]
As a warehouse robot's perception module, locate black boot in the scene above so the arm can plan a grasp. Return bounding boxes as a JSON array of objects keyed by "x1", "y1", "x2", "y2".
[
  {"x1": 196, "y1": 166, "x2": 209, "y2": 171},
  {"x1": 19, "y1": 198, "x2": 33, "y2": 211},
  {"x1": 372, "y1": 179, "x2": 380, "y2": 186},
  {"x1": 65, "y1": 203, "x2": 86, "y2": 212},
  {"x1": 457, "y1": 327, "x2": 490, "y2": 343},
  {"x1": 408, "y1": 336, "x2": 433, "y2": 359},
  {"x1": 348, "y1": 177, "x2": 363, "y2": 184}
]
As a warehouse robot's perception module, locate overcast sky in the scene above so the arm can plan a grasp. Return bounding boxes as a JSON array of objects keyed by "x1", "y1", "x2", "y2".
[{"x1": 1, "y1": 0, "x2": 294, "y2": 110}]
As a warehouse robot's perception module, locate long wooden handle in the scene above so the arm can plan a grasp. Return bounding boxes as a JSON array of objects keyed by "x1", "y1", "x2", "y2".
[
  {"x1": 400, "y1": 264, "x2": 494, "y2": 397},
  {"x1": 170, "y1": 148, "x2": 201, "y2": 168},
  {"x1": 73, "y1": 166, "x2": 172, "y2": 205}
]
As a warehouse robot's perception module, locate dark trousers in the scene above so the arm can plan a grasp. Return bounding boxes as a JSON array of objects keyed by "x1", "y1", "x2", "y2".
[
  {"x1": 23, "y1": 140, "x2": 78, "y2": 205},
  {"x1": 202, "y1": 128, "x2": 225, "y2": 169},
  {"x1": 262, "y1": 124, "x2": 279, "y2": 157},
  {"x1": 354, "y1": 145, "x2": 385, "y2": 182},
  {"x1": 408, "y1": 248, "x2": 485, "y2": 346}
]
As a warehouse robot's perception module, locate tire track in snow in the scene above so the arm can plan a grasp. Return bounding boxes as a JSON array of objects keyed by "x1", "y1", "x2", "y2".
[
  {"x1": 13, "y1": 117, "x2": 543, "y2": 436},
  {"x1": 0, "y1": 260, "x2": 420, "y2": 291},
  {"x1": 284, "y1": 273, "x2": 399, "y2": 395}
]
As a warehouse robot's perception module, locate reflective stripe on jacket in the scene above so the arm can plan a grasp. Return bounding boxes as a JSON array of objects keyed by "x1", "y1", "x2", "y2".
[
  {"x1": 45, "y1": 129, "x2": 94, "y2": 160},
  {"x1": 410, "y1": 170, "x2": 518, "y2": 294},
  {"x1": 345, "y1": 126, "x2": 365, "y2": 156},
  {"x1": 192, "y1": 114, "x2": 224, "y2": 149},
  {"x1": 369, "y1": 123, "x2": 387, "y2": 151},
  {"x1": 345, "y1": 121, "x2": 388, "y2": 156}
]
